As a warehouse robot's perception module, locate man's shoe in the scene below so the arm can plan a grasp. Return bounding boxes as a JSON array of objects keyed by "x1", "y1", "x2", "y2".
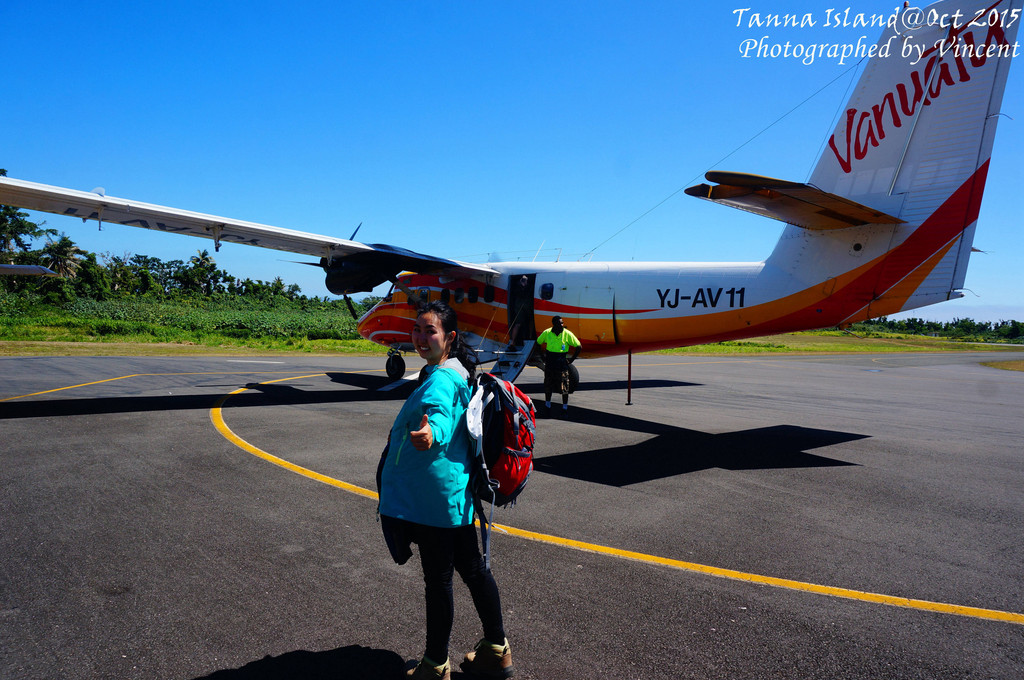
[
  {"x1": 407, "y1": 656, "x2": 451, "y2": 680},
  {"x1": 460, "y1": 638, "x2": 513, "y2": 678}
]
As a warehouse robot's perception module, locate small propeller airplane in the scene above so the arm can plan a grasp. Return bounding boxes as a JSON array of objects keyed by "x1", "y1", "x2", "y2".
[{"x1": 1, "y1": 0, "x2": 1019, "y2": 385}]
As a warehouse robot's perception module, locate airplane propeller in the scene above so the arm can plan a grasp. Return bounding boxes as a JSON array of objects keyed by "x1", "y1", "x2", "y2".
[
  {"x1": 339, "y1": 223, "x2": 363, "y2": 319},
  {"x1": 343, "y1": 295, "x2": 359, "y2": 319}
]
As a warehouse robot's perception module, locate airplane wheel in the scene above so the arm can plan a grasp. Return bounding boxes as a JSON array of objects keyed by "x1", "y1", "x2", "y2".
[
  {"x1": 386, "y1": 354, "x2": 406, "y2": 380},
  {"x1": 567, "y1": 362, "x2": 579, "y2": 394}
]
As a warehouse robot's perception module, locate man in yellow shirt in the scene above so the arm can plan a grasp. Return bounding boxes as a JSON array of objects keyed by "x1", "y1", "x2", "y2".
[{"x1": 536, "y1": 315, "x2": 581, "y2": 415}]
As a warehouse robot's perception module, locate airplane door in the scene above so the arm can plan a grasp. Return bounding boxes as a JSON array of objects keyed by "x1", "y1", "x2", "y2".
[{"x1": 507, "y1": 274, "x2": 535, "y2": 346}]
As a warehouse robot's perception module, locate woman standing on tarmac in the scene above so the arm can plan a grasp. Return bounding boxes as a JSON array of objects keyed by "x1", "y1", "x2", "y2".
[{"x1": 378, "y1": 300, "x2": 514, "y2": 680}]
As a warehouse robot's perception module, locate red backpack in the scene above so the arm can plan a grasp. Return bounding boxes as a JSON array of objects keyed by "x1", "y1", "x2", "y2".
[{"x1": 466, "y1": 372, "x2": 536, "y2": 566}]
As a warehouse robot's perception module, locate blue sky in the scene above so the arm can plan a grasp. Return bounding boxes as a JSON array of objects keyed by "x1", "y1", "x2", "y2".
[{"x1": 3, "y1": 1, "x2": 1021, "y2": 322}]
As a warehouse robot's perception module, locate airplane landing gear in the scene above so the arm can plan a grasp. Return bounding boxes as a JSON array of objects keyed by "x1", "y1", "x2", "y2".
[
  {"x1": 385, "y1": 349, "x2": 406, "y2": 380},
  {"x1": 536, "y1": 354, "x2": 580, "y2": 393},
  {"x1": 567, "y1": 361, "x2": 580, "y2": 394}
]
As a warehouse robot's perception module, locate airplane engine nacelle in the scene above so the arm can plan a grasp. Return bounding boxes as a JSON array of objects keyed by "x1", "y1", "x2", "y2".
[
  {"x1": 322, "y1": 257, "x2": 392, "y2": 295},
  {"x1": 322, "y1": 244, "x2": 457, "y2": 295}
]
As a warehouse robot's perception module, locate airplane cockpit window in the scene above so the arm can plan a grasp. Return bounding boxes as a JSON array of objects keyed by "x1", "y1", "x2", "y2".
[
  {"x1": 408, "y1": 287, "x2": 431, "y2": 307},
  {"x1": 540, "y1": 282, "x2": 554, "y2": 300},
  {"x1": 384, "y1": 283, "x2": 395, "y2": 302}
]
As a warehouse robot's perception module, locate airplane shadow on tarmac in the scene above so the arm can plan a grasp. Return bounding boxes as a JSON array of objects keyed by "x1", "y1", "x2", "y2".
[
  {"x1": 3, "y1": 372, "x2": 864, "y2": 488},
  {"x1": 0, "y1": 373, "x2": 685, "y2": 420},
  {"x1": 0, "y1": 373, "x2": 413, "y2": 420},
  {"x1": 192, "y1": 643, "x2": 476, "y2": 680},
  {"x1": 516, "y1": 377, "x2": 700, "y2": 393},
  {"x1": 254, "y1": 375, "x2": 855, "y2": 490},
  {"x1": 534, "y1": 405, "x2": 866, "y2": 486}
]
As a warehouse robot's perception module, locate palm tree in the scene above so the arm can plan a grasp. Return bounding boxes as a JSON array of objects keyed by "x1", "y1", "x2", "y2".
[
  {"x1": 188, "y1": 249, "x2": 220, "y2": 295},
  {"x1": 190, "y1": 249, "x2": 215, "y2": 270},
  {"x1": 41, "y1": 235, "x2": 85, "y2": 278}
]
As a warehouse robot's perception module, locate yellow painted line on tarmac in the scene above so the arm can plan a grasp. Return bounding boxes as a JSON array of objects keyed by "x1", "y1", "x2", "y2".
[
  {"x1": 214, "y1": 373, "x2": 1024, "y2": 627},
  {"x1": 0, "y1": 370, "x2": 306, "y2": 402},
  {"x1": 1, "y1": 374, "x2": 152, "y2": 401},
  {"x1": 210, "y1": 375, "x2": 378, "y2": 501},
  {"x1": 497, "y1": 524, "x2": 1024, "y2": 625}
]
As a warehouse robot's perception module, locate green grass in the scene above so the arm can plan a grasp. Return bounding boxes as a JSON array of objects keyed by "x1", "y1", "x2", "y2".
[
  {"x1": 0, "y1": 297, "x2": 371, "y2": 355},
  {"x1": 981, "y1": 360, "x2": 1024, "y2": 372},
  {"x1": 648, "y1": 331, "x2": 1024, "y2": 355}
]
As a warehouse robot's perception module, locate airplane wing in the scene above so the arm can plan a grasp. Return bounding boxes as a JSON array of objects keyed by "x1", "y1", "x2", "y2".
[
  {"x1": 0, "y1": 177, "x2": 498, "y2": 293},
  {"x1": 0, "y1": 264, "x2": 58, "y2": 276},
  {"x1": 684, "y1": 171, "x2": 904, "y2": 230}
]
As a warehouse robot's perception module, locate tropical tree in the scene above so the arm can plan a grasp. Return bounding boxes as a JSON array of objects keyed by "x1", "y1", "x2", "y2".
[
  {"x1": 102, "y1": 252, "x2": 137, "y2": 294},
  {"x1": 176, "y1": 249, "x2": 226, "y2": 296},
  {"x1": 71, "y1": 253, "x2": 112, "y2": 300},
  {"x1": 131, "y1": 255, "x2": 179, "y2": 292},
  {"x1": 191, "y1": 248, "x2": 214, "y2": 270},
  {"x1": 993, "y1": 320, "x2": 1024, "y2": 340},
  {"x1": 41, "y1": 235, "x2": 85, "y2": 278}
]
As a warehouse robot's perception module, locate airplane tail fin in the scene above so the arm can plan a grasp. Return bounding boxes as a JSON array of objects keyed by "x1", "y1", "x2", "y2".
[{"x1": 771, "y1": 0, "x2": 1020, "y2": 320}]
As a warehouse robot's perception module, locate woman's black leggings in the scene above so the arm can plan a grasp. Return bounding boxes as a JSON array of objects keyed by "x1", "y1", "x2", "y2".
[{"x1": 408, "y1": 522, "x2": 505, "y2": 662}]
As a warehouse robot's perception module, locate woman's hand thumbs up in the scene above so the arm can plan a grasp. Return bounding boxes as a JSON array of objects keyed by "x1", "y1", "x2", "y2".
[{"x1": 410, "y1": 414, "x2": 433, "y2": 450}]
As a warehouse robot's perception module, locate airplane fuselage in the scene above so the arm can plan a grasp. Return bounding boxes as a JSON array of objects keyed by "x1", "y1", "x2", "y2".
[{"x1": 356, "y1": 259, "x2": 852, "y2": 358}]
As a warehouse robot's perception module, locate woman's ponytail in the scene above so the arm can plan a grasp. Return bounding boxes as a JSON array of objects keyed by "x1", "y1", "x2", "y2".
[{"x1": 450, "y1": 329, "x2": 477, "y2": 381}]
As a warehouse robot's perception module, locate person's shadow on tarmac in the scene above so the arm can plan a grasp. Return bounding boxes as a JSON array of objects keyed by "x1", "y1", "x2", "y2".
[{"x1": 192, "y1": 644, "x2": 476, "y2": 679}]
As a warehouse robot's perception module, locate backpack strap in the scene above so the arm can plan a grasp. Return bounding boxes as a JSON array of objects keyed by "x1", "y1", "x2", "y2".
[
  {"x1": 474, "y1": 493, "x2": 494, "y2": 571},
  {"x1": 435, "y1": 365, "x2": 471, "y2": 407},
  {"x1": 474, "y1": 389, "x2": 497, "y2": 571},
  {"x1": 467, "y1": 373, "x2": 499, "y2": 570}
]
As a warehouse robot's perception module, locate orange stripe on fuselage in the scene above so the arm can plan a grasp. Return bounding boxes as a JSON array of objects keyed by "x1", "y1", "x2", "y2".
[
  {"x1": 742, "y1": 161, "x2": 989, "y2": 337},
  {"x1": 842, "y1": 238, "x2": 960, "y2": 323}
]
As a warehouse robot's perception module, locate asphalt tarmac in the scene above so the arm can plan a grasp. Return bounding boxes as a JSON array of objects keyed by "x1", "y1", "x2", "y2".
[{"x1": 2, "y1": 351, "x2": 1023, "y2": 679}]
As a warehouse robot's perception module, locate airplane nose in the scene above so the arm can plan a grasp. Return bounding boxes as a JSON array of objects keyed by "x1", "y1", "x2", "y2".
[{"x1": 356, "y1": 312, "x2": 377, "y2": 341}]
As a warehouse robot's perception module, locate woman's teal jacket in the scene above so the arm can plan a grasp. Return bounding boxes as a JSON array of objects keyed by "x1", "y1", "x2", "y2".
[{"x1": 378, "y1": 360, "x2": 474, "y2": 528}]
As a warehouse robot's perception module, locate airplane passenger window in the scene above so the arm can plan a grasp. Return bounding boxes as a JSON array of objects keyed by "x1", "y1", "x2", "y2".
[
  {"x1": 454, "y1": 288, "x2": 464, "y2": 303},
  {"x1": 540, "y1": 282, "x2": 554, "y2": 300},
  {"x1": 468, "y1": 287, "x2": 479, "y2": 303},
  {"x1": 484, "y1": 285, "x2": 495, "y2": 303}
]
